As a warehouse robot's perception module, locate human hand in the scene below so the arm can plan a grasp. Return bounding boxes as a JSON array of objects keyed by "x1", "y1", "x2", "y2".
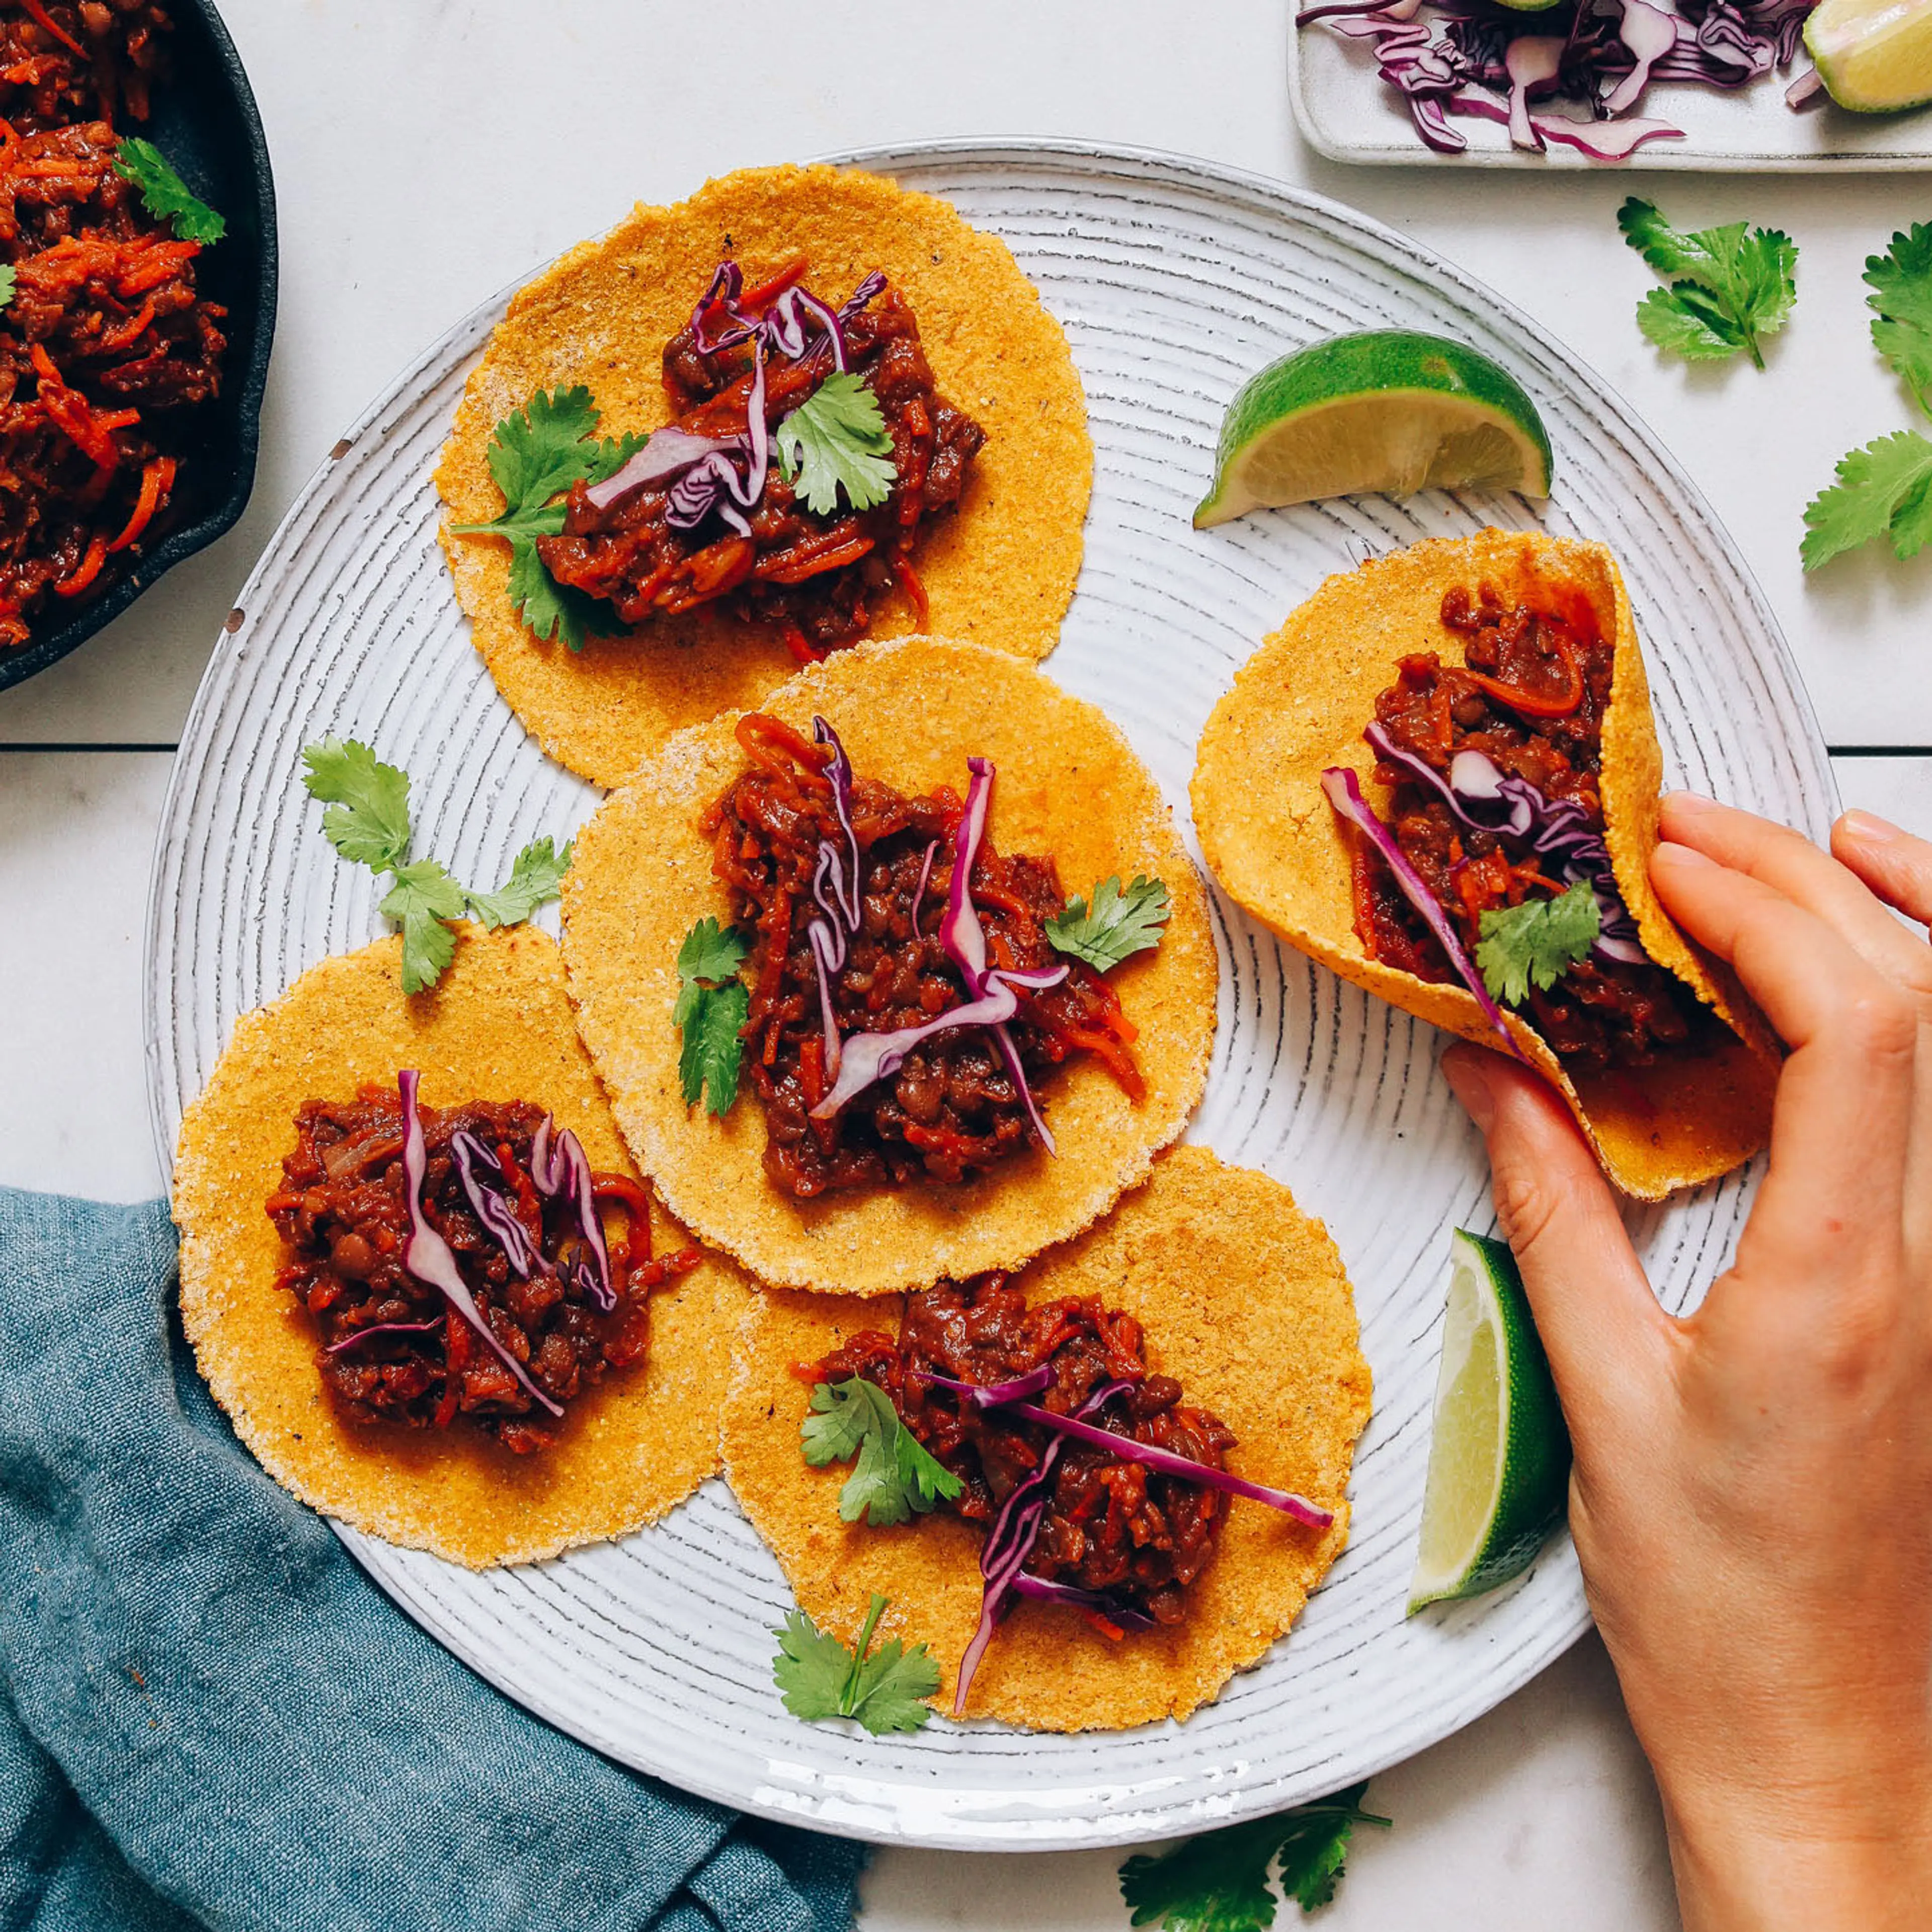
[{"x1": 1441, "y1": 797, "x2": 1932, "y2": 1932}]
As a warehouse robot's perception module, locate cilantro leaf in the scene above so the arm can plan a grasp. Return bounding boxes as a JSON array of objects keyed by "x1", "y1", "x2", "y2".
[
  {"x1": 802, "y1": 1378, "x2": 961, "y2": 1527},
  {"x1": 1045, "y1": 874, "x2": 1172, "y2": 972},
  {"x1": 1617, "y1": 198, "x2": 1796, "y2": 369},
  {"x1": 301, "y1": 736, "x2": 570, "y2": 993},
  {"x1": 0, "y1": 265, "x2": 15, "y2": 313},
  {"x1": 673, "y1": 917, "x2": 752, "y2": 1116},
  {"x1": 466, "y1": 836, "x2": 573, "y2": 929},
  {"x1": 677, "y1": 915, "x2": 752, "y2": 984},
  {"x1": 772, "y1": 1593, "x2": 938, "y2": 1735},
  {"x1": 112, "y1": 137, "x2": 225, "y2": 245},
  {"x1": 1475, "y1": 880, "x2": 1601, "y2": 1008},
  {"x1": 379, "y1": 860, "x2": 470, "y2": 996},
  {"x1": 1119, "y1": 1784, "x2": 1390, "y2": 1929},
  {"x1": 775, "y1": 371, "x2": 897, "y2": 517},
  {"x1": 1802, "y1": 429, "x2": 1932, "y2": 572},
  {"x1": 301, "y1": 737, "x2": 413, "y2": 872},
  {"x1": 448, "y1": 387, "x2": 643, "y2": 650},
  {"x1": 1865, "y1": 224, "x2": 1932, "y2": 419}
]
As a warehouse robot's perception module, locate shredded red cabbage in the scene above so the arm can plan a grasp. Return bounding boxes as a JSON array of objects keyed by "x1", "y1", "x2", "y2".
[
  {"x1": 1302, "y1": 0, "x2": 1817, "y2": 159},
  {"x1": 1321, "y1": 767, "x2": 1536, "y2": 1063},
  {"x1": 584, "y1": 427, "x2": 739, "y2": 515},
  {"x1": 1363, "y1": 726, "x2": 1647, "y2": 967},
  {"x1": 397, "y1": 1070, "x2": 563, "y2": 1418},
  {"x1": 529, "y1": 1116, "x2": 615, "y2": 1313},
  {"x1": 449, "y1": 1130, "x2": 545, "y2": 1279},
  {"x1": 325, "y1": 1316, "x2": 444, "y2": 1355},
  {"x1": 807, "y1": 746, "x2": 1068, "y2": 1144},
  {"x1": 946, "y1": 1369, "x2": 1333, "y2": 1713}
]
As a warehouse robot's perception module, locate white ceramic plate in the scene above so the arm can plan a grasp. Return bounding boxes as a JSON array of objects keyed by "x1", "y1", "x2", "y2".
[
  {"x1": 145, "y1": 141, "x2": 1834, "y2": 1852},
  {"x1": 1292, "y1": 17, "x2": 1932, "y2": 168}
]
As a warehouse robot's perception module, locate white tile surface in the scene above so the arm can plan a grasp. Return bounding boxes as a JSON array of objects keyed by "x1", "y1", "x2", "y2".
[{"x1": 0, "y1": 2, "x2": 1929, "y2": 745}]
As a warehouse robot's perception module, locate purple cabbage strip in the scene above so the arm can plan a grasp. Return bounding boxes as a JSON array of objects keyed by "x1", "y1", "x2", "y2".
[
  {"x1": 810, "y1": 749, "x2": 1066, "y2": 1152},
  {"x1": 952, "y1": 1377, "x2": 1132, "y2": 1715},
  {"x1": 908, "y1": 838, "x2": 939, "y2": 939},
  {"x1": 1003, "y1": 1401, "x2": 1336, "y2": 1528},
  {"x1": 528, "y1": 1116, "x2": 615, "y2": 1312},
  {"x1": 815, "y1": 716, "x2": 862, "y2": 929},
  {"x1": 1321, "y1": 767, "x2": 1535, "y2": 1064},
  {"x1": 802, "y1": 716, "x2": 864, "y2": 1078},
  {"x1": 585, "y1": 427, "x2": 741, "y2": 515},
  {"x1": 325, "y1": 1316, "x2": 444, "y2": 1355},
  {"x1": 915, "y1": 1363, "x2": 1056, "y2": 1408},
  {"x1": 396, "y1": 1070, "x2": 562, "y2": 1418},
  {"x1": 449, "y1": 1130, "x2": 545, "y2": 1279},
  {"x1": 1603, "y1": 0, "x2": 1679, "y2": 111},
  {"x1": 1007, "y1": 1573, "x2": 1158, "y2": 1628},
  {"x1": 808, "y1": 964, "x2": 1068, "y2": 1121}
]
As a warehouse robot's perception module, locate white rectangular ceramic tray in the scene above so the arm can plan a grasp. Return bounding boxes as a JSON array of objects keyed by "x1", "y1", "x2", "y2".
[{"x1": 1293, "y1": 16, "x2": 1932, "y2": 168}]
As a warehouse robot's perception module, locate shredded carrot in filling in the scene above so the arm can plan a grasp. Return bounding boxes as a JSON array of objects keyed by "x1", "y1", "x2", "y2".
[{"x1": 0, "y1": 3, "x2": 228, "y2": 650}]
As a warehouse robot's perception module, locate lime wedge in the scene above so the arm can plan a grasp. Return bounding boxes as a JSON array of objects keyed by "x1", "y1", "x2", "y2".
[
  {"x1": 1407, "y1": 1229, "x2": 1571, "y2": 1613},
  {"x1": 1193, "y1": 331, "x2": 1553, "y2": 528},
  {"x1": 1806, "y1": 0, "x2": 1932, "y2": 112}
]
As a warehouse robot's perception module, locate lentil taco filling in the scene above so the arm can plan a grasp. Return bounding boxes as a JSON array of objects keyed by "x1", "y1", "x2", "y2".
[
  {"x1": 538, "y1": 259, "x2": 985, "y2": 661},
  {"x1": 818, "y1": 1276, "x2": 1237, "y2": 1630},
  {"x1": 704, "y1": 711, "x2": 1143, "y2": 1199},
  {"x1": 1345, "y1": 581, "x2": 1708, "y2": 1075},
  {"x1": 267, "y1": 1074, "x2": 698, "y2": 1454},
  {"x1": 0, "y1": 0, "x2": 228, "y2": 648}
]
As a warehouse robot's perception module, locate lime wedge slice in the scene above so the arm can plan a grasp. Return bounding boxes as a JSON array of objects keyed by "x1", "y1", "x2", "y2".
[
  {"x1": 1193, "y1": 331, "x2": 1553, "y2": 528},
  {"x1": 1806, "y1": 0, "x2": 1932, "y2": 112},
  {"x1": 1407, "y1": 1229, "x2": 1571, "y2": 1613}
]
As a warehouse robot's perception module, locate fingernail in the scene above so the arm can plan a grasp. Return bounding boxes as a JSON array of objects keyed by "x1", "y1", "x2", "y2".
[
  {"x1": 1441, "y1": 1045, "x2": 1498, "y2": 1134},
  {"x1": 1839, "y1": 808, "x2": 1901, "y2": 846},
  {"x1": 1652, "y1": 840, "x2": 1717, "y2": 871}
]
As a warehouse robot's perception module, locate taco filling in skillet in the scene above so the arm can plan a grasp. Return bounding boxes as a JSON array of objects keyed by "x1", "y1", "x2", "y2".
[
  {"x1": 268, "y1": 1071, "x2": 698, "y2": 1453},
  {"x1": 806, "y1": 1269, "x2": 1330, "y2": 1712},
  {"x1": 537, "y1": 261, "x2": 985, "y2": 663},
  {"x1": 704, "y1": 711, "x2": 1152, "y2": 1199},
  {"x1": 1328, "y1": 580, "x2": 1712, "y2": 1076}
]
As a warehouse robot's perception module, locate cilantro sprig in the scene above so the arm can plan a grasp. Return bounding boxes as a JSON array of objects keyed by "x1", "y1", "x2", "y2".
[
  {"x1": 301, "y1": 737, "x2": 572, "y2": 994},
  {"x1": 113, "y1": 137, "x2": 225, "y2": 245},
  {"x1": 449, "y1": 388, "x2": 643, "y2": 650},
  {"x1": 774, "y1": 371, "x2": 897, "y2": 516},
  {"x1": 0, "y1": 265, "x2": 16, "y2": 315},
  {"x1": 1475, "y1": 880, "x2": 1600, "y2": 1009},
  {"x1": 1046, "y1": 874, "x2": 1172, "y2": 973},
  {"x1": 674, "y1": 917, "x2": 750, "y2": 1116},
  {"x1": 802, "y1": 1377, "x2": 962, "y2": 1527},
  {"x1": 1617, "y1": 198, "x2": 1796, "y2": 370},
  {"x1": 772, "y1": 1592, "x2": 939, "y2": 1736},
  {"x1": 1119, "y1": 1783, "x2": 1390, "y2": 1928},
  {"x1": 1803, "y1": 226, "x2": 1932, "y2": 572}
]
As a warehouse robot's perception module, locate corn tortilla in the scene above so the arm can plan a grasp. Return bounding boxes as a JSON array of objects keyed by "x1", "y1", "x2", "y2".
[
  {"x1": 1191, "y1": 529, "x2": 1778, "y2": 1201},
  {"x1": 435, "y1": 164, "x2": 1092, "y2": 789},
  {"x1": 173, "y1": 924, "x2": 751, "y2": 1568},
  {"x1": 561, "y1": 635, "x2": 1218, "y2": 1296},
  {"x1": 721, "y1": 1146, "x2": 1371, "y2": 1731}
]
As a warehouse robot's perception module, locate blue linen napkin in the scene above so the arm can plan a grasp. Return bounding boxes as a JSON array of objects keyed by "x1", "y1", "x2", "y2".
[{"x1": 0, "y1": 1188, "x2": 867, "y2": 1932}]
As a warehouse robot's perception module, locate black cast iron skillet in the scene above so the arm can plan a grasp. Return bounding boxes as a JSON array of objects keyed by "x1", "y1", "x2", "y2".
[{"x1": 0, "y1": 0, "x2": 276, "y2": 695}]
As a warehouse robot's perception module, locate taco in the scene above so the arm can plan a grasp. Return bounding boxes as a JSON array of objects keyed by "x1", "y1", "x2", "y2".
[
  {"x1": 560, "y1": 635, "x2": 1218, "y2": 1296},
  {"x1": 722, "y1": 1146, "x2": 1371, "y2": 1731},
  {"x1": 1191, "y1": 529, "x2": 1778, "y2": 1200},
  {"x1": 436, "y1": 164, "x2": 1091, "y2": 788},
  {"x1": 173, "y1": 924, "x2": 751, "y2": 1568}
]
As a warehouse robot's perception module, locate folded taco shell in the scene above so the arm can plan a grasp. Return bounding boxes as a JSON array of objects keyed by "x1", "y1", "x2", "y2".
[{"x1": 1191, "y1": 529, "x2": 1777, "y2": 1201}]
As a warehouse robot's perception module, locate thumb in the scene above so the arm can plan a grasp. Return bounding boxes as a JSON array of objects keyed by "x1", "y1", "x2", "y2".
[{"x1": 1440, "y1": 1042, "x2": 1670, "y2": 1447}]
